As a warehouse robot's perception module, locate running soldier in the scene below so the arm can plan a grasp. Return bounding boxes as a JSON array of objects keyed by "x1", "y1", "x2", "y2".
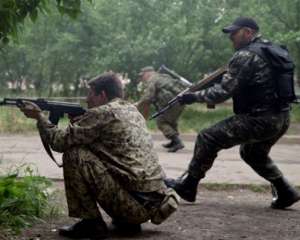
[
  {"x1": 165, "y1": 17, "x2": 300, "y2": 209},
  {"x1": 136, "y1": 66, "x2": 189, "y2": 152}
]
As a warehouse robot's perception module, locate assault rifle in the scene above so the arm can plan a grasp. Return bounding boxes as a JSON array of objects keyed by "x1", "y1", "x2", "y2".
[
  {"x1": 150, "y1": 66, "x2": 227, "y2": 120},
  {"x1": 0, "y1": 98, "x2": 86, "y2": 167},
  {"x1": 0, "y1": 98, "x2": 86, "y2": 125}
]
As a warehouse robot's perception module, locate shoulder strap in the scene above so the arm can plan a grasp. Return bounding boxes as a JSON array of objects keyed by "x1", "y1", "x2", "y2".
[{"x1": 40, "y1": 133, "x2": 62, "y2": 168}]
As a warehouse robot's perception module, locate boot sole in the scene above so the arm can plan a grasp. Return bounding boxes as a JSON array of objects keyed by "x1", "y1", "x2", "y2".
[
  {"x1": 175, "y1": 188, "x2": 196, "y2": 202},
  {"x1": 167, "y1": 145, "x2": 185, "y2": 153},
  {"x1": 271, "y1": 195, "x2": 300, "y2": 209}
]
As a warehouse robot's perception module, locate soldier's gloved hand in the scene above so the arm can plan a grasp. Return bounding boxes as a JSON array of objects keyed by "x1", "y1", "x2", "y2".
[{"x1": 178, "y1": 93, "x2": 198, "y2": 105}]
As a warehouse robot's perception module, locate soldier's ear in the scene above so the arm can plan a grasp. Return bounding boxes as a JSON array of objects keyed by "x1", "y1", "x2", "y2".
[{"x1": 100, "y1": 90, "x2": 108, "y2": 101}]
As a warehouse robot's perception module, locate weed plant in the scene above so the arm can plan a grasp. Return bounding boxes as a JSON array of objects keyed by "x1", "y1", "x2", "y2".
[{"x1": 0, "y1": 165, "x2": 58, "y2": 233}]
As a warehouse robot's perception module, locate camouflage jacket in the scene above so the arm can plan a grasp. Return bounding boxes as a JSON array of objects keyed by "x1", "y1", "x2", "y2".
[
  {"x1": 195, "y1": 36, "x2": 286, "y2": 114},
  {"x1": 37, "y1": 98, "x2": 166, "y2": 192},
  {"x1": 139, "y1": 73, "x2": 189, "y2": 110}
]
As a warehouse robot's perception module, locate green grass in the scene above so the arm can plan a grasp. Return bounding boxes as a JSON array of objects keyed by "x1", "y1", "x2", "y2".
[
  {"x1": 290, "y1": 104, "x2": 300, "y2": 122},
  {"x1": 0, "y1": 165, "x2": 61, "y2": 234},
  {"x1": 0, "y1": 104, "x2": 299, "y2": 134},
  {"x1": 202, "y1": 182, "x2": 300, "y2": 193},
  {"x1": 202, "y1": 183, "x2": 271, "y2": 193},
  {"x1": 146, "y1": 104, "x2": 233, "y2": 132},
  {"x1": 0, "y1": 108, "x2": 69, "y2": 134},
  {"x1": 148, "y1": 104, "x2": 300, "y2": 133},
  {"x1": 0, "y1": 108, "x2": 36, "y2": 133},
  {"x1": 179, "y1": 105, "x2": 233, "y2": 132}
]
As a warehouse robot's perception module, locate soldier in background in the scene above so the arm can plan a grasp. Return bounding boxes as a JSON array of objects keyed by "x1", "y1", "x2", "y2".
[
  {"x1": 19, "y1": 73, "x2": 179, "y2": 239},
  {"x1": 165, "y1": 17, "x2": 300, "y2": 209},
  {"x1": 136, "y1": 66, "x2": 189, "y2": 152}
]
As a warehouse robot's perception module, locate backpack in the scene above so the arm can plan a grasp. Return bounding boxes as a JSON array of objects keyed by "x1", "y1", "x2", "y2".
[{"x1": 246, "y1": 40, "x2": 297, "y2": 103}]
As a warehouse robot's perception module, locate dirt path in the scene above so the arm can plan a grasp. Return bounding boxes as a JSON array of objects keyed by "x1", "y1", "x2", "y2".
[
  {"x1": 1, "y1": 133, "x2": 300, "y2": 239},
  {"x1": 1, "y1": 134, "x2": 300, "y2": 185},
  {"x1": 15, "y1": 187, "x2": 300, "y2": 240}
]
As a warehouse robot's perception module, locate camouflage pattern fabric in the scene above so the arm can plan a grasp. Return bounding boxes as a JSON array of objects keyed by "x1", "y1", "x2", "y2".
[
  {"x1": 186, "y1": 36, "x2": 291, "y2": 181},
  {"x1": 63, "y1": 147, "x2": 150, "y2": 223},
  {"x1": 194, "y1": 36, "x2": 285, "y2": 114},
  {"x1": 37, "y1": 98, "x2": 179, "y2": 222},
  {"x1": 63, "y1": 147, "x2": 179, "y2": 224},
  {"x1": 139, "y1": 73, "x2": 188, "y2": 139},
  {"x1": 139, "y1": 73, "x2": 188, "y2": 110},
  {"x1": 37, "y1": 98, "x2": 165, "y2": 192},
  {"x1": 188, "y1": 111, "x2": 289, "y2": 180},
  {"x1": 156, "y1": 102, "x2": 184, "y2": 139}
]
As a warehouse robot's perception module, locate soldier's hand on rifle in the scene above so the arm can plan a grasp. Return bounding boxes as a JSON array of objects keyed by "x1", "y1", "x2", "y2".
[
  {"x1": 68, "y1": 114, "x2": 82, "y2": 124},
  {"x1": 178, "y1": 93, "x2": 198, "y2": 105},
  {"x1": 19, "y1": 101, "x2": 43, "y2": 120}
]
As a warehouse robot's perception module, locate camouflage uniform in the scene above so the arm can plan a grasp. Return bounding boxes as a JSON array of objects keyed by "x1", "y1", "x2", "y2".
[
  {"x1": 188, "y1": 36, "x2": 290, "y2": 182},
  {"x1": 37, "y1": 98, "x2": 179, "y2": 224},
  {"x1": 139, "y1": 73, "x2": 188, "y2": 139}
]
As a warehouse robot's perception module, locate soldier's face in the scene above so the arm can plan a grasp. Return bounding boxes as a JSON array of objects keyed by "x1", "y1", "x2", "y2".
[
  {"x1": 229, "y1": 28, "x2": 252, "y2": 50},
  {"x1": 86, "y1": 87, "x2": 107, "y2": 108}
]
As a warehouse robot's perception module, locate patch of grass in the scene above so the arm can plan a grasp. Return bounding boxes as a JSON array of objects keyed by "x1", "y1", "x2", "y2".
[
  {"x1": 0, "y1": 108, "x2": 69, "y2": 134},
  {"x1": 179, "y1": 105, "x2": 233, "y2": 132},
  {"x1": 148, "y1": 104, "x2": 300, "y2": 133},
  {"x1": 0, "y1": 165, "x2": 61, "y2": 234},
  {"x1": 203, "y1": 183, "x2": 270, "y2": 193},
  {"x1": 147, "y1": 104, "x2": 234, "y2": 132},
  {"x1": 1, "y1": 103, "x2": 299, "y2": 133},
  {"x1": 203, "y1": 183, "x2": 300, "y2": 193},
  {"x1": 290, "y1": 104, "x2": 300, "y2": 122},
  {"x1": 0, "y1": 108, "x2": 36, "y2": 133}
]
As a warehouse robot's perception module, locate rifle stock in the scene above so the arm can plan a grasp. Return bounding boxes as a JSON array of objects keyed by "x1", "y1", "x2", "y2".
[{"x1": 150, "y1": 66, "x2": 227, "y2": 120}]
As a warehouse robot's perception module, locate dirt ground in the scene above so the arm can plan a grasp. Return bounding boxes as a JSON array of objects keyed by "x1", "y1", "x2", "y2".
[{"x1": 11, "y1": 186, "x2": 300, "y2": 240}]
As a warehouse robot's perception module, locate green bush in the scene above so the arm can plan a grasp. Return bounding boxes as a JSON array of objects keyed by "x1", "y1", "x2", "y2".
[{"x1": 0, "y1": 166, "x2": 55, "y2": 233}]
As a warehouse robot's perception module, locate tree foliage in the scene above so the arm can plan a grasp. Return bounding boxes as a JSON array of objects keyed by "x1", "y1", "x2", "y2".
[
  {"x1": 0, "y1": 0, "x2": 91, "y2": 44},
  {"x1": 0, "y1": 0, "x2": 299, "y2": 97}
]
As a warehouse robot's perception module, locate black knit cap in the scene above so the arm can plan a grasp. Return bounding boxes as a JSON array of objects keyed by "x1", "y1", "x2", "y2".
[{"x1": 222, "y1": 17, "x2": 259, "y2": 33}]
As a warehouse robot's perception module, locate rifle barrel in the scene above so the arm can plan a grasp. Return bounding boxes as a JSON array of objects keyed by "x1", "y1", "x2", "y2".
[{"x1": 150, "y1": 66, "x2": 227, "y2": 119}]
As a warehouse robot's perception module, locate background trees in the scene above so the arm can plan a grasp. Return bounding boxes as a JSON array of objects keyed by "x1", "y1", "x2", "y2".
[{"x1": 0, "y1": 0, "x2": 299, "y2": 97}]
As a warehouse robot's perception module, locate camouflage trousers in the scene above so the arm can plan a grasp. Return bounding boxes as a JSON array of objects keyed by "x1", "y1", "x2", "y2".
[
  {"x1": 156, "y1": 103, "x2": 184, "y2": 139},
  {"x1": 62, "y1": 147, "x2": 151, "y2": 224},
  {"x1": 188, "y1": 111, "x2": 290, "y2": 182}
]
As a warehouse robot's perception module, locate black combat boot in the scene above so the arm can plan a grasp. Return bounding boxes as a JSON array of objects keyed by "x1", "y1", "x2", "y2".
[
  {"x1": 59, "y1": 217, "x2": 109, "y2": 239},
  {"x1": 270, "y1": 177, "x2": 300, "y2": 209},
  {"x1": 167, "y1": 136, "x2": 184, "y2": 152},
  {"x1": 164, "y1": 172, "x2": 199, "y2": 202},
  {"x1": 111, "y1": 219, "x2": 142, "y2": 236}
]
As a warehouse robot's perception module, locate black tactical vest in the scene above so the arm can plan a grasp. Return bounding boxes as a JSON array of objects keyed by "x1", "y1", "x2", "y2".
[{"x1": 232, "y1": 39, "x2": 296, "y2": 114}]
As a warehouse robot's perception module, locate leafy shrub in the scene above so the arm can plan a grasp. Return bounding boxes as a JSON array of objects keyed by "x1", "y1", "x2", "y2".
[{"x1": 0, "y1": 166, "x2": 54, "y2": 233}]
